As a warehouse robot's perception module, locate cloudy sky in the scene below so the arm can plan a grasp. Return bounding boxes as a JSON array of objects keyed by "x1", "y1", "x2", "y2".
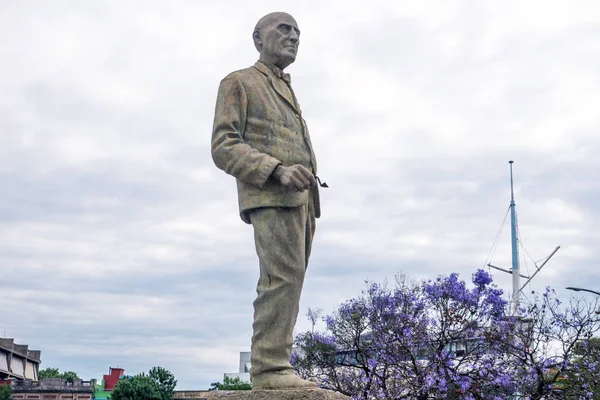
[{"x1": 1, "y1": 0, "x2": 599, "y2": 391}]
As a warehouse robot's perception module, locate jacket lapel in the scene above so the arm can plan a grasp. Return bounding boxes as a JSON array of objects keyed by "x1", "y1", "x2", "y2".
[
  {"x1": 253, "y1": 62, "x2": 317, "y2": 173},
  {"x1": 270, "y1": 77, "x2": 298, "y2": 112},
  {"x1": 253, "y1": 62, "x2": 299, "y2": 113}
]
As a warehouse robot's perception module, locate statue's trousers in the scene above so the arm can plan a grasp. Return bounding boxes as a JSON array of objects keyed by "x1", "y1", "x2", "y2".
[{"x1": 248, "y1": 197, "x2": 316, "y2": 377}]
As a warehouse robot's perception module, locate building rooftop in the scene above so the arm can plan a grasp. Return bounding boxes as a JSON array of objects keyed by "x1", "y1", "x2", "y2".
[
  {"x1": 0, "y1": 337, "x2": 41, "y2": 381},
  {"x1": 13, "y1": 378, "x2": 95, "y2": 394},
  {"x1": 0, "y1": 338, "x2": 41, "y2": 362}
]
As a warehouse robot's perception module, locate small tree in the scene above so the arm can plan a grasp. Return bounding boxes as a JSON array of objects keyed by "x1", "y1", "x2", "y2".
[
  {"x1": 148, "y1": 366, "x2": 177, "y2": 399},
  {"x1": 38, "y1": 368, "x2": 80, "y2": 382},
  {"x1": 111, "y1": 375, "x2": 163, "y2": 400},
  {"x1": 506, "y1": 289, "x2": 600, "y2": 400},
  {"x1": 209, "y1": 376, "x2": 252, "y2": 391},
  {"x1": 569, "y1": 337, "x2": 600, "y2": 399},
  {"x1": 38, "y1": 367, "x2": 60, "y2": 379},
  {"x1": 0, "y1": 384, "x2": 12, "y2": 400},
  {"x1": 112, "y1": 366, "x2": 177, "y2": 400},
  {"x1": 60, "y1": 371, "x2": 79, "y2": 383}
]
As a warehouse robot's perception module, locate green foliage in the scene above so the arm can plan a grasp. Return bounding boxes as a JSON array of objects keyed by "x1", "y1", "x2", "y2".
[
  {"x1": 568, "y1": 337, "x2": 600, "y2": 399},
  {"x1": 38, "y1": 368, "x2": 80, "y2": 382},
  {"x1": 111, "y1": 375, "x2": 163, "y2": 400},
  {"x1": 38, "y1": 367, "x2": 61, "y2": 379},
  {"x1": 0, "y1": 384, "x2": 12, "y2": 400},
  {"x1": 148, "y1": 366, "x2": 177, "y2": 399},
  {"x1": 60, "y1": 371, "x2": 79, "y2": 382},
  {"x1": 209, "y1": 376, "x2": 252, "y2": 391},
  {"x1": 112, "y1": 366, "x2": 177, "y2": 400}
]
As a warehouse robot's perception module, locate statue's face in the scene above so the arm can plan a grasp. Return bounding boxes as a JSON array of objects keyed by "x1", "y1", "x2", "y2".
[{"x1": 257, "y1": 13, "x2": 300, "y2": 70}]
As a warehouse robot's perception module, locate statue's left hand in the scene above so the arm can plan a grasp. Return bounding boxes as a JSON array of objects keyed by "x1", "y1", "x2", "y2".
[{"x1": 272, "y1": 164, "x2": 317, "y2": 192}]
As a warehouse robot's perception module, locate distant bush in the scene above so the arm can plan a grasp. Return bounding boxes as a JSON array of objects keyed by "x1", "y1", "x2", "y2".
[
  {"x1": 112, "y1": 366, "x2": 177, "y2": 400},
  {"x1": 0, "y1": 384, "x2": 12, "y2": 400},
  {"x1": 209, "y1": 376, "x2": 252, "y2": 391}
]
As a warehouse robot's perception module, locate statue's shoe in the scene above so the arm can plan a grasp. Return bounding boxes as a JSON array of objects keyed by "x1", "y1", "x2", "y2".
[{"x1": 252, "y1": 371, "x2": 318, "y2": 390}]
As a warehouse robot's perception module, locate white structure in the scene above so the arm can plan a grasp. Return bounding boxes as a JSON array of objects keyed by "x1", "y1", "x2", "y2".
[{"x1": 224, "y1": 351, "x2": 251, "y2": 383}]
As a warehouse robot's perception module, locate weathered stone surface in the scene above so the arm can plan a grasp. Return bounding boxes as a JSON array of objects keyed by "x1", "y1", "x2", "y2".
[
  {"x1": 175, "y1": 388, "x2": 351, "y2": 400},
  {"x1": 211, "y1": 11, "x2": 324, "y2": 378}
]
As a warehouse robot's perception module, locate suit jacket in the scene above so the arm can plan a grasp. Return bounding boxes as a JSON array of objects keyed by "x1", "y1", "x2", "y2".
[{"x1": 212, "y1": 62, "x2": 321, "y2": 224}]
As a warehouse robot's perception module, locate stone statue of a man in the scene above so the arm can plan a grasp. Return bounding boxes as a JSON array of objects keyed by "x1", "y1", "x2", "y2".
[{"x1": 211, "y1": 12, "x2": 321, "y2": 390}]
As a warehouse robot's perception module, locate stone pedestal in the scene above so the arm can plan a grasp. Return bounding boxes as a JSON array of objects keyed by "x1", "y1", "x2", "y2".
[{"x1": 179, "y1": 389, "x2": 351, "y2": 400}]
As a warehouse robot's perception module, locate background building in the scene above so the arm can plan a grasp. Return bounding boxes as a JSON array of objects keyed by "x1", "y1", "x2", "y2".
[
  {"x1": 0, "y1": 338, "x2": 40, "y2": 381},
  {"x1": 93, "y1": 367, "x2": 125, "y2": 399},
  {"x1": 224, "y1": 351, "x2": 250, "y2": 383},
  {"x1": 12, "y1": 378, "x2": 94, "y2": 400}
]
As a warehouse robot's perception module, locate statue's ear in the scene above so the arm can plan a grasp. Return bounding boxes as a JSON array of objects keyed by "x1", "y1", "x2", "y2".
[{"x1": 253, "y1": 31, "x2": 262, "y2": 50}]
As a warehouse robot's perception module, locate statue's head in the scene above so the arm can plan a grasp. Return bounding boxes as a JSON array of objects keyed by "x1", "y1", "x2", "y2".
[{"x1": 253, "y1": 12, "x2": 300, "y2": 70}]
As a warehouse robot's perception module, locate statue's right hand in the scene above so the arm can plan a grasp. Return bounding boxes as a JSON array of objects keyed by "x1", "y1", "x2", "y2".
[{"x1": 272, "y1": 164, "x2": 316, "y2": 192}]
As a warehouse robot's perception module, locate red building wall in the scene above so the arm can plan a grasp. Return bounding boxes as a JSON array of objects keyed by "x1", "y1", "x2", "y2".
[{"x1": 103, "y1": 367, "x2": 125, "y2": 391}]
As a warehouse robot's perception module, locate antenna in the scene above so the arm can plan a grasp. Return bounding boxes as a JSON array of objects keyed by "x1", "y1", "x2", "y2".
[
  {"x1": 487, "y1": 161, "x2": 560, "y2": 314},
  {"x1": 509, "y1": 161, "x2": 520, "y2": 312}
]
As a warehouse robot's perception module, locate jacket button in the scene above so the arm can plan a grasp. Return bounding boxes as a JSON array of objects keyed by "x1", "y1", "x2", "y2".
[{"x1": 295, "y1": 114, "x2": 300, "y2": 118}]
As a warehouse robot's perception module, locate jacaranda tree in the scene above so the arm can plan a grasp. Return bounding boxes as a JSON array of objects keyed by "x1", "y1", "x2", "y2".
[
  {"x1": 293, "y1": 271, "x2": 600, "y2": 400},
  {"x1": 506, "y1": 288, "x2": 600, "y2": 400},
  {"x1": 569, "y1": 337, "x2": 600, "y2": 399},
  {"x1": 293, "y1": 270, "x2": 517, "y2": 399}
]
